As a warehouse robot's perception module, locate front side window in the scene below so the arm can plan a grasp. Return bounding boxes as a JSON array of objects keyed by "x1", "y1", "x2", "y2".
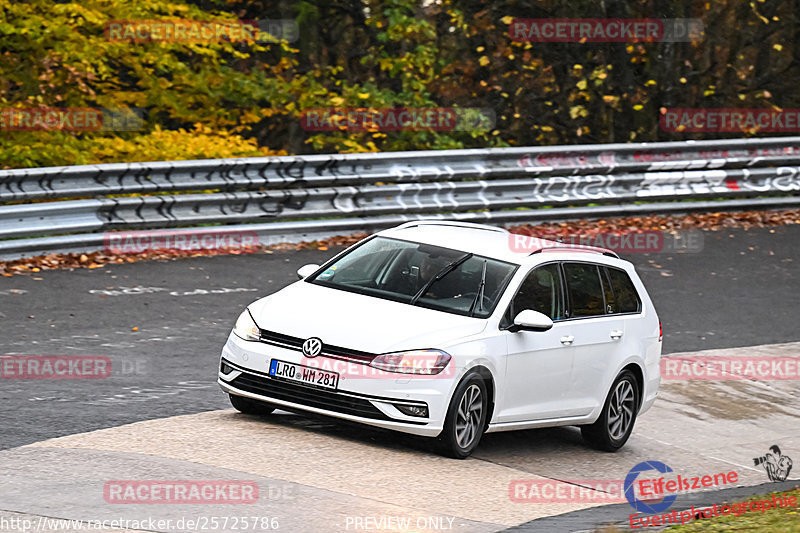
[
  {"x1": 506, "y1": 263, "x2": 566, "y2": 323},
  {"x1": 308, "y1": 236, "x2": 517, "y2": 318},
  {"x1": 563, "y1": 262, "x2": 605, "y2": 317}
]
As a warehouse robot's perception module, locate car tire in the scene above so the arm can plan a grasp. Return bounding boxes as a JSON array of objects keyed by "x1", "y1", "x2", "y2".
[
  {"x1": 581, "y1": 370, "x2": 639, "y2": 452},
  {"x1": 229, "y1": 394, "x2": 276, "y2": 416},
  {"x1": 436, "y1": 373, "x2": 488, "y2": 459}
]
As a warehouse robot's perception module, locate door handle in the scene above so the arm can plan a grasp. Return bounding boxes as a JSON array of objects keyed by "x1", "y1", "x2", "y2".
[
  {"x1": 610, "y1": 330, "x2": 623, "y2": 340},
  {"x1": 560, "y1": 335, "x2": 574, "y2": 345}
]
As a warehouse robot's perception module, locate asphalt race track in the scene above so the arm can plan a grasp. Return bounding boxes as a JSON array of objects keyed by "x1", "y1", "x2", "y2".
[{"x1": 1, "y1": 225, "x2": 799, "y2": 532}]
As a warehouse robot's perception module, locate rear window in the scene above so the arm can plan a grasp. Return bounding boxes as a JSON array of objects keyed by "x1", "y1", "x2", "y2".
[
  {"x1": 606, "y1": 267, "x2": 642, "y2": 314},
  {"x1": 562, "y1": 263, "x2": 605, "y2": 317}
]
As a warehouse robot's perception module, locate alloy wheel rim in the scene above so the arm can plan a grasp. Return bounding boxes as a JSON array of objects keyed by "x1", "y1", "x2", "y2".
[
  {"x1": 455, "y1": 384, "x2": 483, "y2": 449},
  {"x1": 608, "y1": 380, "x2": 635, "y2": 440}
]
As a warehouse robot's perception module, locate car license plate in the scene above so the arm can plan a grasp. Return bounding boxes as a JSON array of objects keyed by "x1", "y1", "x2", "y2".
[{"x1": 268, "y1": 359, "x2": 339, "y2": 391}]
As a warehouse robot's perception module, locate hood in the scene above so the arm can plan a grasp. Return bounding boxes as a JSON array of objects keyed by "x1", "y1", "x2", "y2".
[{"x1": 248, "y1": 280, "x2": 487, "y2": 353}]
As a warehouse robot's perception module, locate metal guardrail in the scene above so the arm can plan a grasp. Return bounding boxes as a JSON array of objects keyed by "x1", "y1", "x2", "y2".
[{"x1": 1, "y1": 137, "x2": 799, "y2": 259}]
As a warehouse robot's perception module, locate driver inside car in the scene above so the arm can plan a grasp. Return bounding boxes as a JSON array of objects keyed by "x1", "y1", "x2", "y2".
[{"x1": 411, "y1": 253, "x2": 451, "y2": 299}]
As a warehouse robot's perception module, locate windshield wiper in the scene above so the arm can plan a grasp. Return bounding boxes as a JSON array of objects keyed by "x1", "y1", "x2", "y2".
[
  {"x1": 468, "y1": 259, "x2": 487, "y2": 317},
  {"x1": 410, "y1": 253, "x2": 472, "y2": 305}
]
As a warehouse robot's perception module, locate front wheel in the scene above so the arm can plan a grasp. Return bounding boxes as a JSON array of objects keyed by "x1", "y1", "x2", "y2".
[
  {"x1": 229, "y1": 394, "x2": 276, "y2": 416},
  {"x1": 581, "y1": 370, "x2": 639, "y2": 452},
  {"x1": 437, "y1": 374, "x2": 488, "y2": 459}
]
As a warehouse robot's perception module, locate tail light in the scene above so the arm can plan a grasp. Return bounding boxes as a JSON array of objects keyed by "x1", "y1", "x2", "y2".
[{"x1": 658, "y1": 321, "x2": 663, "y2": 342}]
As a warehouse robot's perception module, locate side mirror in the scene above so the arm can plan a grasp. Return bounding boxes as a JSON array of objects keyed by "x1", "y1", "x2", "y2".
[
  {"x1": 509, "y1": 309, "x2": 554, "y2": 332},
  {"x1": 296, "y1": 264, "x2": 320, "y2": 280}
]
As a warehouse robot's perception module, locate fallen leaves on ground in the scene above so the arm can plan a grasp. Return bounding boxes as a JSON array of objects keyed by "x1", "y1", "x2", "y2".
[
  {"x1": 0, "y1": 234, "x2": 369, "y2": 277},
  {"x1": 0, "y1": 209, "x2": 797, "y2": 277},
  {"x1": 505, "y1": 209, "x2": 800, "y2": 240}
]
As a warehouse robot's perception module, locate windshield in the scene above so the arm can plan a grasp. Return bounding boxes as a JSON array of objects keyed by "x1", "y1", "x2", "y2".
[{"x1": 308, "y1": 237, "x2": 517, "y2": 318}]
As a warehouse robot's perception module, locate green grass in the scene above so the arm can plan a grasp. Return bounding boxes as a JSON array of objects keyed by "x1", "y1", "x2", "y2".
[
  {"x1": 596, "y1": 488, "x2": 799, "y2": 532},
  {"x1": 663, "y1": 488, "x2": 799, "y2": 532}
]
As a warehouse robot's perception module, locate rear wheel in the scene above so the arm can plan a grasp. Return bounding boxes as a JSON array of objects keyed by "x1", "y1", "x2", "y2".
[
  {"x1": 229, "y1": 394, "x2": 276, "y2": 416},
  {"x1": 437, "y1": 373, "x2": 488, "y2": 459},
  {"x1": 581, "y1": 370, "x2": 639, "y2": 452}
]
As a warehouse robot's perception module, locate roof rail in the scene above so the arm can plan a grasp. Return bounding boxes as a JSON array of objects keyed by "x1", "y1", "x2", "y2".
[
  {"x1": 530, "y1": 245, "x2": 619, "y2": 259},
  {"x1": 393, "y1": 220, "x2": 508, "y2": 234}
]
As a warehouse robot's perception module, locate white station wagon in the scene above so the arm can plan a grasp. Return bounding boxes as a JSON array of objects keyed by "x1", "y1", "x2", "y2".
[{"x1": 219, "y1": 221, "x2": 662, "y2": 458}]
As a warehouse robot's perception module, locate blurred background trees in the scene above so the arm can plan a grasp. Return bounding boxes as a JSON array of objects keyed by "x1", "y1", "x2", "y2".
[{"x1": 1, "y1": 0, "x2": 797, "y2": 168}]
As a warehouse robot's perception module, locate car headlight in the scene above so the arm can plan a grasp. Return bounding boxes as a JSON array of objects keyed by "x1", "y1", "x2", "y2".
[
  {"x1": 233, "y1": 309, "x2": 260, "y2": 342},
  {"x1": 369, "y1": 349, "x2": 452, "y2": 375}
]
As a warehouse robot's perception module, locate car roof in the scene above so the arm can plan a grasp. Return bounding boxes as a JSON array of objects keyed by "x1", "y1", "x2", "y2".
[{"x1": 377, "y1": 220, "x2": 621, "y2": 265}]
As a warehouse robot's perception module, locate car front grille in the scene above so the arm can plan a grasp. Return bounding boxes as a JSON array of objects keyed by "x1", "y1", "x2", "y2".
[
  {"x1": 230, "y1": 371, "x2": 392, "y2": 421},
  {"x1": 258, "y1": 328, "x2": 376, "y2": 363}
]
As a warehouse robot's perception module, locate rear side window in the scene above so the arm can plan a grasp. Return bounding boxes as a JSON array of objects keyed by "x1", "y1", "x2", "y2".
[
  {"x1": 563, "y1": 263, "x2": 605, "y2": 317},
  {"x1": 600, "y1": 270, "x2": 615, "y2": 314},
  {"x1": 606, "y1": 267, "x2": 642, "y2": 313}
]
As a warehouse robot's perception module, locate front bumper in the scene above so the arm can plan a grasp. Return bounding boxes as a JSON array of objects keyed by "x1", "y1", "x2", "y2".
[{"x1": 218, "y1": 333, "x2": 451, "y2": 437}]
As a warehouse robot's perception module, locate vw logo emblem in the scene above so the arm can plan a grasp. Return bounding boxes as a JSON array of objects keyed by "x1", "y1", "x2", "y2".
[{"x1": 302, "y1": 337, "x2": 323, "y2": 357}]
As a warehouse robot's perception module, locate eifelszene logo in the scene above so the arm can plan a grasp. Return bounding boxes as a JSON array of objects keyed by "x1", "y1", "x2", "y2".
[
  {"x1": 624, "y1": 460, "x2": 740, "y2": 514},
  {"x1": 625, "y1": 461, "x2": 677, "y2": 513}
]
